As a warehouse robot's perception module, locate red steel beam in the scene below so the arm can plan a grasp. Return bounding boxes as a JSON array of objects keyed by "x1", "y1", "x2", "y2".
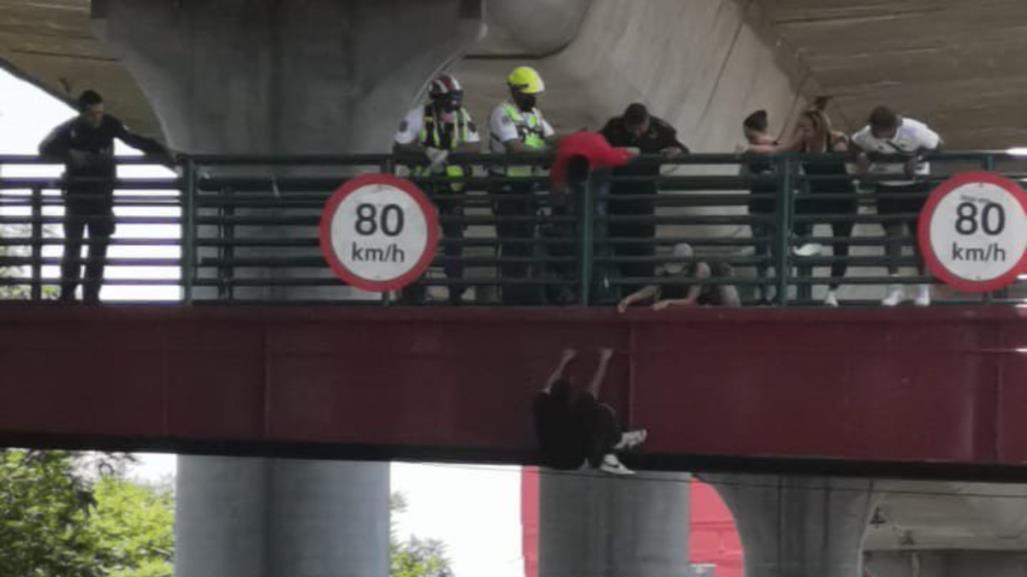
[{"x1": 1, "y1": 306, "x2": 1026, "y2": 473}]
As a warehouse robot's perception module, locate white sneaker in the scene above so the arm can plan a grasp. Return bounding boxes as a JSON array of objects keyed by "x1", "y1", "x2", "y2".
[
  {"x1": 824, "y1": 290, "x2": 839, "y2": 308},
  {"x1": 599, "y1": 454, "x2": 635, "y2": 476},
  {"x1": 914, "y1": 284, "x2": 931, "y2": 307},
  {"x1": 882, "y1": 284, "x2": 904, "y2": 307},
  {"x1": 615, "y1": 429, "x2": 648, "y2": 450},
  {"x1": 793, "y1": 243, "x2": 823, "y2": 257}
]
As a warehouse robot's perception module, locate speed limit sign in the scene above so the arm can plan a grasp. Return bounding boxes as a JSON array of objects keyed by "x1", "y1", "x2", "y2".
[
  {"x1": 919, "y1": 172, "x2": 1027, "y2": 292},
  {"x1": 320, "y1": 173, "x2": 438, "y2": 292}
]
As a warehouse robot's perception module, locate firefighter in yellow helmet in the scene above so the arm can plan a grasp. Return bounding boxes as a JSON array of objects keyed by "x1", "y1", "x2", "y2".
[
  {"x1": 394, "y1": 73, "x2": 481, "y2": 304},
  {"x1": 488, "y1": 66, "x2": 559, "y2": 305}
]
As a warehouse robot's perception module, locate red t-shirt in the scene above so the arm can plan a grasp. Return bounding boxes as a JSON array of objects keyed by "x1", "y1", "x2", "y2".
[{"x1": 550, "y1": 132, "x2": 633, "y2": 191}]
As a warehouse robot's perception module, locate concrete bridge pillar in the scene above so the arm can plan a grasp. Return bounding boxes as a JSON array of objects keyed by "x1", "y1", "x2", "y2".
[
  {"x1": 89, "y1": 1, "x2": 484, "y2": 576},
  {"x1": 540, "y1": 471, "x2": 691, "y2": 577},
  {"x1": 707, "y1": 475, "x2": 879, "y2": 577}
]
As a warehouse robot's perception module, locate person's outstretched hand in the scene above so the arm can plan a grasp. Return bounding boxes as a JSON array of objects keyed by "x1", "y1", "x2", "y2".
[
  {"x1": 561, "y1": 348, "x2": 577, "y2": 364},
  {"x1": 599, "y1": 348, "x2": 614, "y2": 363},
  {"x1": 617, "y1": 299, "x2": 631, "y2": 314}
]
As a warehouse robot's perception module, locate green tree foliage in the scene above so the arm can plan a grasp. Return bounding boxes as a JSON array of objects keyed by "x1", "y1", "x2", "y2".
[
  {"x1": 0, "y1": 450, "x2": 174, "y2": 577},
  {"x1": 0, "y1": 450, "x2": 101, "y2": 577},
  {"x1": 89, "y1": 478, "x2": 174, "y2": 577},
  {"x1": 391, "y1": 491, "x2": 453, "y2": 577}
]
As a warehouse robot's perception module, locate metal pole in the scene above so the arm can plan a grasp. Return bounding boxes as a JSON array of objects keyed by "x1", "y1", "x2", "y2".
[
  {"x1": 983, "y1": 153, "x2": 998, "y2": 303},
  {"x1": 578, "y1": 172, "x2": 595, "y2": 306},
  {"x1": 381, "y1": 157, "x2": 395, "y2": 306},
  {"x1": 775, "y1": 156, "x2": 792, "y2": 306},
  {"x1": 30, "y1": 187, "x2": 42, "y2": 301},
  {"x1": 182, "y1": 158, "x2": 196, "y2": 303}
]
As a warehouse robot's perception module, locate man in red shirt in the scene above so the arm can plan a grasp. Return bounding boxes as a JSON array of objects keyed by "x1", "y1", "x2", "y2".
[{"x1": 546, "y1": 132, "x2": 636, "y2": 304}]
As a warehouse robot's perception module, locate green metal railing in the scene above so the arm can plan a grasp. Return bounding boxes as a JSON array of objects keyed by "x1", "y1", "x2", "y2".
[{"x1": 0, "y1": 151, "x2": 1025, "y2": 306}]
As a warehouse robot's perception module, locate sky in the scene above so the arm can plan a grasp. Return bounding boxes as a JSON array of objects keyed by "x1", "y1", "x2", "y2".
[{"x1": 0, "y1": 69, "x2": 524, "y2": 577}]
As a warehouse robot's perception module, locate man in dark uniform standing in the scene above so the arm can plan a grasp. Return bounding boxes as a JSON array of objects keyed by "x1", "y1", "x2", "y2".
[
  {"x1": 39, "y1": 90, "x2": 173, "y2": 304},
  {"x1": 600, "y1": 103, "x2": 689, "y2": 296}
]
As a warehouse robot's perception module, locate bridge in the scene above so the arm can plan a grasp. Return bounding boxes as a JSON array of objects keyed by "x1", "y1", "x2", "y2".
[
  {"x1": 3, "y1": 304, "x2": 1027, "y2": 478},
  {"x1": 4, "y1": 2, "x2": 1027, "y2": 577}
]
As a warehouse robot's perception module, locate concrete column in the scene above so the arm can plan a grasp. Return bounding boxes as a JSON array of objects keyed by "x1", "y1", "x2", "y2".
[
  {"x1": 90, "y1": 2, "x2": 484, "y2": 577},
  {"x1": 706, "y1": 475, "x2": 879, "y2": 577},
  {"x1": 540, "y1": 470, "x2": 691, "y2": 577},
  {"x1": 867, "y1": 551, "x2": 1027, "y2": 577}
]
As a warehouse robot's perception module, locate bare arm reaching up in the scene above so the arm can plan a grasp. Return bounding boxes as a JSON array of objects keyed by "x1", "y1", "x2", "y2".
[{"x1": 542, "y1": 349, "x2": 577, "y2": 393}]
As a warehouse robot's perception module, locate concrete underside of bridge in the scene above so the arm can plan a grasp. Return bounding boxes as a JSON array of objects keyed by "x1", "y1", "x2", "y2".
[
  {"x1": 5, "y1": 1, "x2": 1027, "y2": 577},
  {"x1": 5, "y1": 0, "x2": 1027, "y2": 148}
]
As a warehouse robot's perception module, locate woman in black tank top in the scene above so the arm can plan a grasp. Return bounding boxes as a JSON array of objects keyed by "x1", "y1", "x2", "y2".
[
  {"x1": 741, "y1": 110, "x2": 803, "y2": 303},
  {"x1": 794, "y1": 100, "x2": 858, "y2": 306}
]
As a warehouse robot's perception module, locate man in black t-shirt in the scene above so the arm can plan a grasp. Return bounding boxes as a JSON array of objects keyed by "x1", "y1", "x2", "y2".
[
  {"x1": 600, "y1": 104, "x2": 689, "y2": 295},
  {"x1": 617, "y1": 243, "x2": 741, "y2": 311},
  {"x1": 39, "y1": 90, "x2": 173, "y2": 303},
  {"x1": 532, "y1": 348, "x2": 646, "y2": 475}
]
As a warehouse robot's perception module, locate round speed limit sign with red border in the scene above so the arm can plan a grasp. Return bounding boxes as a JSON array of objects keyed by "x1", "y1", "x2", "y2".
[
  {"x1": 918, "y1": 172, "x2": 1027, "y2": 293},
  {"x1": 319, "y1": 173, "x2": 438, "y2": 292}
]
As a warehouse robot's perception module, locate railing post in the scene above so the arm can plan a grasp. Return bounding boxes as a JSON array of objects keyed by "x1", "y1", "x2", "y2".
[
  {"x1": 775, "y1": 156, "x2": 792, "y2": 306},
  {"x1": 380, "y1": 156, "x2": 396, "y2": 306},
  {"x1": 30, "y1": 186, "x2": 42, "y2": 301},
  {"x1": 578, "y1": 172, "x2": 595, "y2": 306},
  {"x1": 181, "y1": 157, "x2": 196, "y2": 304},
  {"x1": 983, "y1": 153, "x2": 998, "y2": 303}
]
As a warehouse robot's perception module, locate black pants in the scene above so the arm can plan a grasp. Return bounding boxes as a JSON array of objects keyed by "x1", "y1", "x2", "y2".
[
  {"x1": 493, "y1": 181, "x2": 545, "y2": 305},
  {"x1": 61, "y1": 192, "x2": 115, "y2": 303},
  {"x1": 404, "y1": 192, "x2": 465, "y2": 304},
  {"x1": 607, "y1": 183, "x2": 656, "y2": 296},
  {"x1": 876, "y1": 183, "x2": 928, "y2": 275},
  {"x1": 573, "y1": 394, "x2": 622, "y2": 468},
  {"x1": 794, "y1": 190, "x2": 858, "y2": 290}
]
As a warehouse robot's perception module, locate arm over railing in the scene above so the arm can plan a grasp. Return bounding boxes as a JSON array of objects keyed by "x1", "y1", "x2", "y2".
[{"x1": 1, "y1": 151, "x2": 1025, "y2": 306}]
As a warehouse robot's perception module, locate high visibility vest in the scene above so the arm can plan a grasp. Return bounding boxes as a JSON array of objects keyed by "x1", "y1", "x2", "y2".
[
  {"x1": 493, "y1": 103, "x2": 548, "y2": 177},
  {"x1": 416, "y1": 106, "x2": 472, "y2": 190}
]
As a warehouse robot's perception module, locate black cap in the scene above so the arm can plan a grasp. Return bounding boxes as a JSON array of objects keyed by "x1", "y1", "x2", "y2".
[
  {"x1": 743, "y1": 110, "x2": 768, "y2": 132},
  {"x1": 624, "y1": 103, "x2": 650, "y2": 126}
]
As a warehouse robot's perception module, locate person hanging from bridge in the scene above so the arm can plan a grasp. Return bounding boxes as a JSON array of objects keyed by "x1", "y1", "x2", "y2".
[
  {"x1": 617, "y1": 242, "x2": 741, "y2": 312},
  {"x1": 38, "y1": 89, "x2": 174, "y2": 304},
  {"x1": 532, "y1": 348, "x2": 647, "y2": 476},
  {"x1": 394, "y1": 74, "x2": 482, "y2": 305}
]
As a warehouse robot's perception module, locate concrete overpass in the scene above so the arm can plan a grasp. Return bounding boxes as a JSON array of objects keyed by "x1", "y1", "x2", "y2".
[
  {"x1": 4, "y1": 2, "x2": 1027, "y2": 577},
  {"x1": 6, "y1": 1, "x2": 1027, "y2": 148}
]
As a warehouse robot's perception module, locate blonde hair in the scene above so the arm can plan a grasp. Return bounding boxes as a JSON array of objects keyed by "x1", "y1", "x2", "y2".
[{"x1": 799, "y1": 96, "x2": 835, "y2": 153}]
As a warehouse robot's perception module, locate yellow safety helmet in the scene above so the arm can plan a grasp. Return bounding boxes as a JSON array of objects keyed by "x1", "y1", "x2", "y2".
[{"x1": 507, "y1": 66, "x2": 545, "y2": 94}]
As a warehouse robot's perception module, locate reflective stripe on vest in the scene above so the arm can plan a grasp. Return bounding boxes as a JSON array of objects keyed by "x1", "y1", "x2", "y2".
[
  {"x1": 499, "y1": 103, "x2": 546, "y2": 177},
  {"x1": 416, "y1": 107, "x2": 470, "y2": 190}
]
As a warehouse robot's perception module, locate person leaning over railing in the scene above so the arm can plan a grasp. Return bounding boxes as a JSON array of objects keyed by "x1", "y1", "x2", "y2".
[
  {"x1": 549, "y1": 131, "x2": 636, "y2": 304},
  {"x1": 599, "y1": 103, "x2": 689, "y2": 298},
  {"x1": 793, "y1": 97, "x2": 859, "y2": 308},
  {"x1": 38, "y1": 89, "x2": 175, "y2": 304},
  {"x1": 393, "y1": 74, "x2": 481, "y2": 305},
  {"x1": 850, "y1": 106, "x2": 942, "y2": 307},
  {"x1": 616, "y1": 243, "x2": 741, "y2": 312},
  {"x1": 488, "y1": 66, "x2": 559, "y2": 305},
  {"x1": 739, "y1": 109, "x2": 805, "y2": 304}
]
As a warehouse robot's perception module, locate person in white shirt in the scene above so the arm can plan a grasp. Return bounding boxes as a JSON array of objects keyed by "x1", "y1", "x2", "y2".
[
  {"x1": 850, "y1": 106, "x2": 942, "y2": 307},
  {"x1": 394, "y1": 74, "x2": 481, "y2": 304},
  {"x1": 488, "y1": 66, "x2": 559, "y2": 304}
]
